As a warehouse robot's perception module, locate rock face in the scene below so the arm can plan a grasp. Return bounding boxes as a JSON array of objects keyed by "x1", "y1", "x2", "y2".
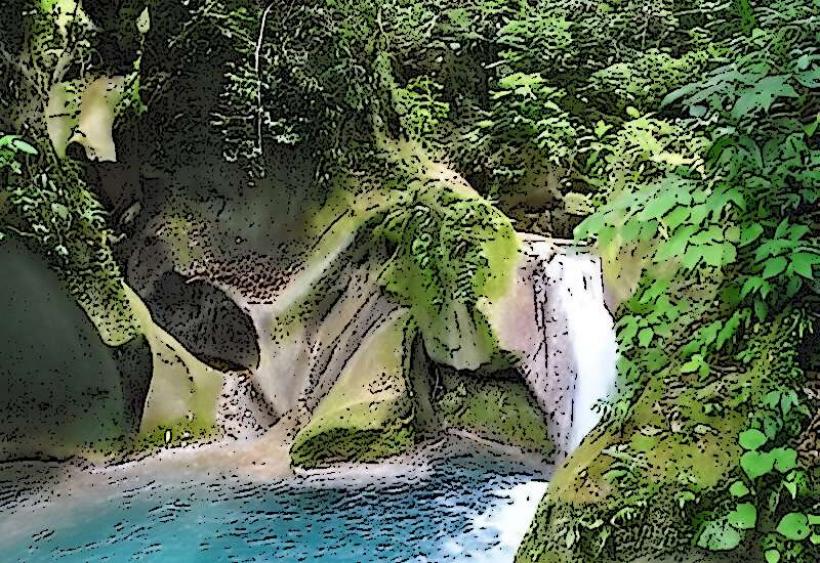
[
  {"x1": 0, "y1": 240, "x2": 145, "y2": 459},
  {"x1": 132, "y1": 269, "x2": 260, "y2": 372},
  {"x1": 234, "y1": 240, "x2": 397, "y2": 421},
  {"x1": 433, "y1": 367, "x2": 554, "y2": 456},
  {"x1": 111, "y1": 207, "x2": 614, "y2": 465},
  {"x1": 124, "y1": 286, "x2": 224, "y2": 446},
  {"x1": 175, "y1": 231, "x2": 615, "y2": 465},
  {"x1": 290, "y1": 308, "x2": 417, "y2": 467}
]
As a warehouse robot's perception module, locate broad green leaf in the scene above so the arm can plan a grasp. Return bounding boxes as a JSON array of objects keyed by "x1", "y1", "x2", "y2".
[
  {"x1": 780, "y1": 390, "x2": 799, "y2": 416},
  {"x1": 655, "y1": 225, "x2": 696, "y2": 261},
  {"x1": 697, "y1": 519, "x2": 743, "y2": 551},
  {"x1": 791, "y1": 252, "x2": 818, "y2": 279},
  {"x1": 775, "y1": 218, "x2": 790, "y2": 239},
  {"x1": 762, "y1": 391, "x2": 781, "y2": 409},
  {"x1": 716, "y1": 313, "x2": 741, "y2": 349},
  {"x1": 731, "y1": 76, "x2": 799, "y2": 119},
  {"x1": 740, "y1": 450, "x2": 774, "y2": 479},
  {"x1": 728, "y1": 502, "x2": 756, "y2": 530},
  {"x1": 796, "y1": 68, "x2": 820, "y2": 88},
  {"x1": 740, "y1": 224, "x2": 763, "y2": 246},
  {"x1": 680, "y1": 354, "x2": 703, "y2": 374},
  {"x1": 638, "y1": 327, "x2": 653, "y2": 347},
  {"x1": 0, "y1": 134, "x2": 19, "y2": 147},
  {"x1": 772, "y1": 448, "x2": 797, "y2": 473},
  {"x1": 729, "y1": 481, "x2": 750, "y2": 498},
  {"x1": 764, "y1": 549, "x2": 780, "y2": 563},
  {"x1": 805, "y1": 115, "x2": 820, "y2": 137},
  {"x1": 702, "y1": 244, "x2": 724, "y2": 267},
  {"x1": 776, "y1": 513, "x2": 810, "y2": 541},
  {"x1": 762, "y1": 256, "x2": 787, "y2": 279},
  {"x1": 682, "y1": 246, "x2": 703, "y2": 270},
  {"x1": 661, "y1": 82, "x2": 698, "y2": 107},
  {"x1": 689, "y1": 105, "x2": 706, "y2": 118},
  {"x1": 762, "y1": 414, "x2": 781, "y2": 439},
  {"x1": 594, "y1": 120, "x2": 612, "y2": 138},
  {"x1": 785, "y1": 276, "x2": 802, "y2": 298},
  {"x1": 739, "y1": 429, "x2": 767, "y2": 450},
  {"x1": 498, "y1": 72, "x2": 545, "y2": 90},
  {"x1": 740, "y1": 276, "x2": 762, "y2": 299},
  {"x1": 664, "y1": 206, "x2": 690, "y2": 230},
  {"x1": 638, "y1": 191, "x2": 677, "y2": 220}
]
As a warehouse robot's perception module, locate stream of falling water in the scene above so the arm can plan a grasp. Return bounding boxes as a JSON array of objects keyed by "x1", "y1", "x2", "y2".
[
  {"x1": 541, "y1": 246, "x2": 619, "y2": 453},
  {"x1": 558, "y1": 252, "x2": 619, "y2": 450}
]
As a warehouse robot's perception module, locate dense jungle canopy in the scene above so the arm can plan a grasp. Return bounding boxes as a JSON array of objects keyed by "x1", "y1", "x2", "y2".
[{"x1": 1, "y1": 1, "x2": 818, "y2": 561}]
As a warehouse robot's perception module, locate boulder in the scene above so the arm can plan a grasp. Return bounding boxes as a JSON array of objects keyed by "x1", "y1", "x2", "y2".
[
  {"x1": 433, "y1": 367, "x2": 554, "y2": 457},
  {"x1": 229, "y1": 220, "x2": 399, "y2": 420},
  {"x1": 141, "y1": 270, "x2": 260, "y2": 371},
  {"x1": 290, "y1": 308, "x2": 417, "y2": 467},
  {"x1": 0, "y1": 240, "x2": 143, "y2": 459}
]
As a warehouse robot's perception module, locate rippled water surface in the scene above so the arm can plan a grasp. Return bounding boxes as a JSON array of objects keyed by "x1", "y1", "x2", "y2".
[{"x1": 0, "y1": 455, "x2": 548, "y2": 562}]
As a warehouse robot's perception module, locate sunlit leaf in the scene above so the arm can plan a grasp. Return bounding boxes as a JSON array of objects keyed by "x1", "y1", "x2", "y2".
[
  {"x1": 740, "y1": 450, "x2": 774, "y2": 479},
  {"x1": 776, "y1": 513, "x2": 810, "y2": 541},
  {"x1": 762, "y1": 256, "x2": 787, "y2": 279},
  {"x1": 739, "y1": 429, "x2": 767, "y2": 450},
  {"x1": 697, "y1": 519, "x2": 743, "y2": 551},
  {"x1": 729, "y1": 481, "x2": 750, "y2": 498},
  {"x1": 727, "y1": 502, "x2": 756, "y2": 530}
]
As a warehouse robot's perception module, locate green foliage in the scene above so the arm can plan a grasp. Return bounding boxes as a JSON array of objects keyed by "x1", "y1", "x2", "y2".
[
  {"x1": 698, "y1": 379, "x2": 818, "y2": 562},
  {"x1": 507, "y1": 0, "x2": 819, "y2": 560},
  {"x1": 0, "y1": 134, "x2": 135, "y2": 339},
  {"x1": 377, "y1": 159, "x2": 518, "y2": 366},
  {"x1": 2, "y1": 4, "x2": 817, "y2": 560},
  {"x1": 393, "y1": 77, "x2": 450, "y2": 143}
]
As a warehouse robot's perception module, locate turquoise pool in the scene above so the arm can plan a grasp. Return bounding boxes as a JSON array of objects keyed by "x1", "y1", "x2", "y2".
[{"x1": 0, "y1": 455, "x2": 548, "y2": 562}]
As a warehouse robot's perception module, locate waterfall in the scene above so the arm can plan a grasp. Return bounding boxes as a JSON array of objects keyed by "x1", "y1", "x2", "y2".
[
  {"x1": 509, "y1": 237, "x2": 618, "y2": 459},
  {"x1": 543, "y1": 249, "x2": 618, "y2": 452}
]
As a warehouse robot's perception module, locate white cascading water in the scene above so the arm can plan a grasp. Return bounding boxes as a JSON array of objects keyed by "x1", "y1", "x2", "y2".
[
  {"x1": 500, "y1": 237, "x2": 619, "y2": 458},
  {"x1": 543, "y1": 250, "x2": 619, "y2": 452}
]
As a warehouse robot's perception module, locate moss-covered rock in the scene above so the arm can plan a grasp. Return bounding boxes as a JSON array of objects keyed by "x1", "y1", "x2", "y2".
[
  {"x1": 516, "y1": 321, "x2": 799, "y2": 563},
  {"x1": 129, "y1": 286, "x2": 223, "y2": 447},
  {"x1": 290, "y1": 308, "x2": 417, "y2": 468},
  {"x1": 434, "y1": 368, "x2": 554, "y2": 457}
]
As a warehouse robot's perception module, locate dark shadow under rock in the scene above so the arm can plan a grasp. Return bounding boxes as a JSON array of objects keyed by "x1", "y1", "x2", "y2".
[{"x1": 143, "y1": 270, "x2": 260, "y2": 371}]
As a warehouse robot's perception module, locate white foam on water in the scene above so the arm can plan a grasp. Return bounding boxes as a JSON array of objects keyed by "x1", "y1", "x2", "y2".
[{"x1": 460, "y1": 479, "x2": 549, "y2": 562}]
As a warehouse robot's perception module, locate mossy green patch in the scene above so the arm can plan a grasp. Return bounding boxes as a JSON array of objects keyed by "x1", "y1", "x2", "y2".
[
  {"x1": 290, "y1": 308, "x2": 417, "y2": 468},
  {"x1": 517, "y1": 319, "x2": 801, "y2": 563},
  {"x1": 434, "y1": 369, "x2": 553, "y2": 457}
]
